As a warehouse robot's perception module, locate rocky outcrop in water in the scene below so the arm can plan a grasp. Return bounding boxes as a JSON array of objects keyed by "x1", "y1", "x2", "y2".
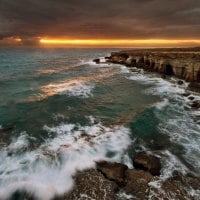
[
  {"x1": 133, "y1": 152, "x2": 161, "y2": 176},
  {"x1": 12, "y1": 152, "x2": 200, "y2": 200},
  {"x1": 100, "y1": 48, "x2": 200, "y2": 91},
  {"x1": 96, "y1": 161, "x2": 128, "y2": 186},
  {"x1": 54, "y1": 152, "x2": 200, "y2": 200}
]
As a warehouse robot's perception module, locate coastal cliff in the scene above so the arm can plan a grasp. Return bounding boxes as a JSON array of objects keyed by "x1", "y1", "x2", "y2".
[{"x1": 103, "y1": 47, "x2": 200, "y2": 92}]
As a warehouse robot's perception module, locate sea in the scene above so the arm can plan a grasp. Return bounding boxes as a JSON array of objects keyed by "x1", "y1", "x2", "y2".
[{"x1": 0, "y1": 47, "x2": 199, "y2": 199}]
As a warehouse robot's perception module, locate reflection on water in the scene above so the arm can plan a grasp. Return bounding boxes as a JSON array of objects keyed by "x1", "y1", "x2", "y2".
[{"x1": 27, "y1": 67, "x2": 117, "y2": 102}]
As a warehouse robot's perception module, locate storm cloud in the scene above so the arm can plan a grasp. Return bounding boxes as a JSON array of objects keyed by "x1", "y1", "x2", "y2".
[{"x1": 0, "y1": 0, "x2": 199, "y2": 39}]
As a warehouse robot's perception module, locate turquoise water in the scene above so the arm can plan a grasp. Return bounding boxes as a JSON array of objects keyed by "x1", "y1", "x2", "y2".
[{"x1": 0, "y1": 48, "x2": 199, "y2": 199}]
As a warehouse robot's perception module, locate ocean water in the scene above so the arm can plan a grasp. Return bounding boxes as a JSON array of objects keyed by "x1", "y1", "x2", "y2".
[{"x1": 0, "y1": 47, "x2": 199, "y2": 199}]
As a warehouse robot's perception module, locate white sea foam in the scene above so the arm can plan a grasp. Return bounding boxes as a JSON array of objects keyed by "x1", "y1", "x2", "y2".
[
  {"x1": 7, "y1": 132, "x2": 30, "y2": 153},
  {"x1": 117, "y1": 192, "x2": 134, "y2": 199},
  {"x1": 42, "y1": 81, "x2": 95, "y2": 98},
  {"x1": 128, "y1": 73, "x2": 187, "y2": 96},
  {"x1": 128, "y1": 70, "x2": 200, "y2": 178},
  {"x1": 66, "y1": 83, "x2": 95, "y2": 97},
  {"x1": 154, "y1": 98, "x2": 169, "y2": 110},
  {"x1": 0, "y1": 119, "x2": 131, "y2": 199},
  {"x1": 120, "y1": 66, "x2": 130, "y2": 74}
]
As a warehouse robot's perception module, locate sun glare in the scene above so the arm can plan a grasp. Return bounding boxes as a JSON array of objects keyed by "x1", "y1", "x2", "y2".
[{"x1": 39, "y1": 38, "x2": 200, "y2": 47}]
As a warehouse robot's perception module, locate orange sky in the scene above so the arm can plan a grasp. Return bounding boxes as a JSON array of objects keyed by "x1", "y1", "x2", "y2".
[{"x1": 1, "y1": 37, "x2": 200, "y2": 48}]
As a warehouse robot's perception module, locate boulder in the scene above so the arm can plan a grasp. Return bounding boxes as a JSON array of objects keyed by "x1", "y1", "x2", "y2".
[
  {"x1": 96, "y1": 161, "x2": 128, "y2": 186},
  {"x1": 57, "y1": 169, "x2": 118, "y2": 200},
  {"x1": 133, "y1": 152, "x2": 161, "y2": 176},
  {"x1": 123, "y1": 169, "x2": 153, "y2": 199},
  {"x1": 93, "y1": 58, "x2": 100, "y2": 64}
]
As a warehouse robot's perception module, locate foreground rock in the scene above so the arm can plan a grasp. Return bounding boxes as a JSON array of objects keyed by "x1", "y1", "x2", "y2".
[
  {"x1": 123, "y1": 169, "x2": 153, "y2": 199},
  {"x1": 96, "y1": 161, "x2": 128, "y2": 186},
  {"x1": 133, "y1": 152, "x2": 161, "y2": 176},
  {"x1": 150, "y1": 172, "x2": 200, "y2": 200},
  {"x1": 14, "y1": 159, "x2": 200, "y2": 200},
  {"x1": 56, "y1": 169, "x2": 118, "y2": 200}
]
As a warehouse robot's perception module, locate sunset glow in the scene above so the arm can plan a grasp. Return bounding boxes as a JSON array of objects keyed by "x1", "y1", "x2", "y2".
[{"x1": 40, "y1": 39, "x2": 200, "y2": 47}]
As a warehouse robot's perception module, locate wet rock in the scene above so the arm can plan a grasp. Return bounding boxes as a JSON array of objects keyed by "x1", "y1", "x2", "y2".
[
  {"x1": 177, "y1": 80, "x2": 184, "y2": 85},
  {"x1": 188, "y1": 82, "x2": 200, "y2": 93},
  {"x1": 133, "y1": 152, "x2": 161, "y2": 176},
  {"x1": 123, "y1": 169, "x2": 153, "y2": 199},
  {"x1": 190, "y1": 100, "x2": 200, "y2": 109},
  {"x1": 182, "y1": 92, "x2": 191, "y2": 97},
  {"x1": 96, "y1": 161, "x2": 128, "y2": 186},
  {"x1": 150, "y1": 173, "x2": 200, "y2": 200},
  {"x1": 161, "y1": 74, "x2": 167, "y2": 79},
  {"x1": 10, "y1": 191, "x2": 35, "y2": 200},
  {"x1": 188, "y1": 96, "x2": 195, "y2": 100},
  {"x1": 93, "y1": 58, "x2": 100, "y2": 64},
  {"x1": 0, "y1": 125, "x2": 14, "y2": 132},
  {"x1": 105, "y1": 56, "x2": 111, "y2": 60},
  {"x1": 56, "y1": 169, "x2": 118, "y2": 200}
]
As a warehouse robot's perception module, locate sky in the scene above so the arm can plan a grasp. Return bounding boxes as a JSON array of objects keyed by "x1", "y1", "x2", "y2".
[{"x1": 0, "y1": 0, "x2": 200, "y2": 46}]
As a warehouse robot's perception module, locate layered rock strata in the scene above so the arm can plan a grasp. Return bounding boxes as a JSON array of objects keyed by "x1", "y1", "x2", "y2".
[{"x1": 102, "y1": 48, "x2": 200, "y2": 92}]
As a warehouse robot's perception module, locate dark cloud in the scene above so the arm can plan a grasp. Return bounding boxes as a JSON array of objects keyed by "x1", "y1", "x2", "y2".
[{"x1": 0, "y1": 0, "x2": 199, "y2": 39}]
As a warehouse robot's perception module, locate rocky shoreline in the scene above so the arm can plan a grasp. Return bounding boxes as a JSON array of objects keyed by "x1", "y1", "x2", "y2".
[
  {"x1": 94, "y1": 47, "x2": 200, "y2": 93},
  {"x1": 55, "y1": 152, "x2": 200, "y2": 200},
  {"x1": 12, "y1": 152, "x2": 200, "y2": 200}
]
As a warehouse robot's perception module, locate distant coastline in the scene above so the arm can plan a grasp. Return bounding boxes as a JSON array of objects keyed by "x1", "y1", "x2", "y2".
[{"x1": 94, "y1": 47, "x2": 200, "y2": 93}]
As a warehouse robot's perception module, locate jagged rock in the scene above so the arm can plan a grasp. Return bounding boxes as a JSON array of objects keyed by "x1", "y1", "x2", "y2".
[
  {"x1": 57, "y1": 169, "x2": 118, "y2": 200},
  {"x1": 108, "y1": 48, "x2": 200, "y2": 85},
  {"x1": 96, "y1": 161, "x2": 128, "y2": 185},
  {"x1": 150, "y1": 172, "x2": 200, "y2": 200},
  {"x1": 133, "y1": 152, "x2": 161, "y2": 176},
  {"x1": 93, "y1": 58, "x2": 100, "y2": 64},
  {"x1": 123, "y1": 169, "x2": 153, "y2": 199},
  {"x1": 190, "y1": 100, "x2": 200, "y2": 109}
]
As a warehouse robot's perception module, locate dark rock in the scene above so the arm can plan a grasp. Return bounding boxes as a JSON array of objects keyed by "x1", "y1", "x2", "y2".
[
  {"x1": 96, "y1": 161, "x2": 128, "y2": 186},
  {"x1": 133, "y1": 152, "x2": 161, "y2": 176},
  {"x1": 56, "y1": 169, "x2": 118, "y2": 200},
  {"x1": 182, "y1": 92, "x2": 191, "y2": 97},
  {"x1": 10, "y1": 191, "x2": 35, "y2": 200},
  {"x1": 177, "y1": 80, "x2": 184, "y2": 85},
  {"x1": 190, "y1": 100, "x2": 200, "y2": 109},
  {"x1": 188, "y1": 96, "x2": 195, "y2": 100},
  {"x1": 105, "y1": 56, "x2": 111, "y2": 60},
  {"x1": 151, "y1": 173, "x2": 200, "y2": 200},
  {"x1": 0, "y1": 125, "x2": 14, "y2": 132},
  {"x1": 161, "y1": 74, "x2": 167, "y2": 79},
  {"x1": 188, "y1": 82, "x2": 200, "y2": 93},
  {"x1": 93, "y1": 58, "x2": 100, "y2": 64},
  {"x1": 123, "y1": 169, "x2": 153, "y2": 199}
]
